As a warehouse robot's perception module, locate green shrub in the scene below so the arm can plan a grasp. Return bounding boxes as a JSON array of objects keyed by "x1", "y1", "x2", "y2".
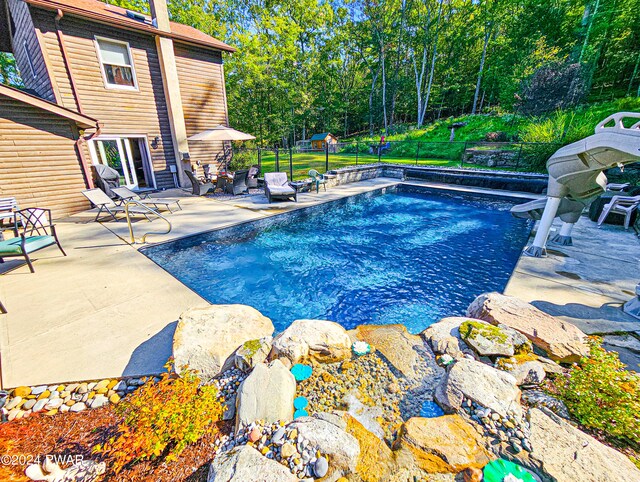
[
  {"x1": 96, "y1": 362, "x2": 224, "y2": 472},
  {"x1": 548, "y1": 338, "x2": 640, "y2": 448}
]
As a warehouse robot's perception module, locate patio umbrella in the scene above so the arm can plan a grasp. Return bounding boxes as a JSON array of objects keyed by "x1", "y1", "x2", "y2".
[
  {"x1": 187, "y1": 125, "x2": 255, "y2": 141},
  {"x1": 188, "y1": 126, "x2": 255, "y2": 172}
]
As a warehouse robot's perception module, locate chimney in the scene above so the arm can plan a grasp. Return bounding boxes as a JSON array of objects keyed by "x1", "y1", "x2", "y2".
[{"x1": 149, "y1": 0, "x2": 170, "y2": 32}]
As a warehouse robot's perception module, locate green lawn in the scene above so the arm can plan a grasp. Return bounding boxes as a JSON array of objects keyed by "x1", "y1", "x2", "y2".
[{"x1": 257, "y1": 152, "x2": 518, "y2": 180}]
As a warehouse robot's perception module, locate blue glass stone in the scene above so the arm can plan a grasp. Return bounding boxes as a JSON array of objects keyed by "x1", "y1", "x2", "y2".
[
  {"x1": 294, "y1": 396, "x2": 309, "y2": 409},
  {"x1": 291, "y1": 363, "x2": 312, "y2": 381},
  {"x1": 420, "y1": 400, "x2": 445, "y2": 418}
]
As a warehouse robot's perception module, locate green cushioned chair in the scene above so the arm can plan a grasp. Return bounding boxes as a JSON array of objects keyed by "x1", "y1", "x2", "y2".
[{"x1": 0, "y1": 208, "x2": 66, "y2": 273}]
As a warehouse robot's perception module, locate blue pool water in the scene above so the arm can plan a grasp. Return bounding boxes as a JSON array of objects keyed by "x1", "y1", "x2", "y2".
[{"x1": 143, "y1": 186, "x2": 533, "y2": 333}]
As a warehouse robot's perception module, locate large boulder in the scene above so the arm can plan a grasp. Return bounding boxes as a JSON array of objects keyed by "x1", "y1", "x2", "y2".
[
  {"x1": 207, "y1": 445, "x2": 297, "y2": 482},
  {"x1": 393, "y1": 415, "x2": 493, "y2": 473},
  {"x1": 287, "y1": 415, "x2": 360, "y2": 480},
  {"x1": 271, "y1": 319, "x2": 351, "y2": 364},
  {"x1": 354, "y1": 324, "x2": 436, "y2": 380},
  {"x1": 524, "y1": 408, "x2": 640, "y2": 482},
  {"x1": 344, "y1": 413, "x2": 395, "y2": 482},
  {"x1": 235, "y1": 359, "x2": 296, "y2": 430},
  {"x1": 421, "y1": 317, "x2": 473, "y2": 358},
  {"x1": 173, "y1": 305, "x2": 274, "y2": 379},
  {"x1": 435, "y1": 358, "x2": 522, "y2": 419},
  {"x1": 467, "y1": 293, "x2": 588, "y2": 363}
]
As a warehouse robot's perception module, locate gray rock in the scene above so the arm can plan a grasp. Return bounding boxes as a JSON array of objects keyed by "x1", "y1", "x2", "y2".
[
  {"x1": 467, "y1": 292, "x2": 588, "y2": 363},
  {"x1": 313, "y1": 457, "x2": 329, "y2": 478},
  {"x1": 22, "y1": 399, "x2": 37, "y2": 410},
  {"x1": 89, "y1": 395, "x2": 109, "y2": 409},
  {"x1": 235, "y1": 360, "x2": 296, "y2": 430},
  {"x1": 286, "y1": 416, "x2": 359, "y2": 479},
  {"x1": 32, "y1": 399, "x2": 48, "y2": 413},
  {"x1": 522, "y1": 408, "x2": 640, "y2": 482},
  {"x1": 232, "y1": 336, "x2": 273, "y2": 372},
  {"x1": 420, "y1": 317, "x2": 472, "y2": 358},
  {"x1": 69, "y1": 402, "x2": 86, "y2": 413},
  {"x1": 272, "y1": 319, "x2": 352, "y2": 364},
  {"x1": 208, "y1": 446, "x2": 297, "y2": 482},
  {"x1": 521, "y1": 390, "x2": 570, "y2": 419},
  {"x1": 31, "y1": 385, "x2": 47, "y2": 396},
  {"x1": 313, "y1": 411, "x2": 347, "y2": 431},
  {"x1": 459, "y1": 319, "x2": 519, "y2": 357},
  {"x1": 173, "y1": 304, "x2": 274, "y2": 380},
  {"x1": 435, "y1": 358, "x2": 522, "y2": 419},
  {"x1": 506, "y1": 360, "x2": 546, "y2": 386}
]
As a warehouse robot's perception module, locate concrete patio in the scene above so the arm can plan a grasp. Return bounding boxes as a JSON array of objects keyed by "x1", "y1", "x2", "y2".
[{"x1": 0, "y1": 178, "x2": 638, "y2": 388}]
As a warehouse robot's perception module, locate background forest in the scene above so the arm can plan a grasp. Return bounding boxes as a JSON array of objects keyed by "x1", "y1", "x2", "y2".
[{"x1": 1, "y1": 0, "x2": 640, "y2": 146}]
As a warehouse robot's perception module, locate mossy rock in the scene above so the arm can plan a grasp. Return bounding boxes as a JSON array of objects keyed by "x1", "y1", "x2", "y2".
[{"x1": 459, "y1": 320, "x2": 515, "y2": 357}]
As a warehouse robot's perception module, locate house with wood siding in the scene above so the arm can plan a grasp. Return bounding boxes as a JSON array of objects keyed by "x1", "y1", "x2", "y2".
[{"x1": 0, "y1": 0, "x2": 235, "y2": 217}]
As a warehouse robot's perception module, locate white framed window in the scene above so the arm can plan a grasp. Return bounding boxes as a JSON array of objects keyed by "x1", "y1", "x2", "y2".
[
  {"x1": 24, "y1": 40, "x2": 37, "y2": 79},
  {"x1": 94, "y1": 37, "x2": 138, "y2": 90}
]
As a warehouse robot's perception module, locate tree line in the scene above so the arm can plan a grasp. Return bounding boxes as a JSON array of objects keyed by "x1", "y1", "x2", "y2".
[{"x1": 3, "y1": 0, "x2": 639, "y2": 146}]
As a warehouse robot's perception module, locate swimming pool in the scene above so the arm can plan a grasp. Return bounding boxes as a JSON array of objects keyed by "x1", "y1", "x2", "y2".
[{"x1": 142, "y1": 185, "x2": 533, "y2": 333}]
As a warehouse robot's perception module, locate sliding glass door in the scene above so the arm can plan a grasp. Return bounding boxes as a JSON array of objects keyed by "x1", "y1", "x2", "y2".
[{"x1": 89, "y1": 137, "x2": 155, "y2": 189}]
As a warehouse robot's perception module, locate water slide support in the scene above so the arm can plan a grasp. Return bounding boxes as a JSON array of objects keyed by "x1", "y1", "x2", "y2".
[
  {"x1": 549, "y1": 221, "x2": 575, "y2": 246},
  {"x1": 524, "y1": 197, "x2": 561, "y2": 257}
]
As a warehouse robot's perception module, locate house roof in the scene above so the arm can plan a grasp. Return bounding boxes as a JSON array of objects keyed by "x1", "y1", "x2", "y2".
[
  {"x1": 310, "y1": 133, "x2": 335, "y2": 141},
  {"x1": 0, "y1": 83, "x2": 100, "y2": 129},
  {"x1": 24, "y1": 0, "x2": 236, "y2": 53}
]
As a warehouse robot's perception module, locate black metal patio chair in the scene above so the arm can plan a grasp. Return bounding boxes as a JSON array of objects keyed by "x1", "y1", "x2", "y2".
[{"x1": 0, "y1": 208, "x2": 66, "y2": 273}]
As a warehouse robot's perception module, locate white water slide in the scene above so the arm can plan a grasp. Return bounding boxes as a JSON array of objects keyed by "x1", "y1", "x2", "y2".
[{"x1": 511, "y1": 112, "x2": 640, "y2": 257}]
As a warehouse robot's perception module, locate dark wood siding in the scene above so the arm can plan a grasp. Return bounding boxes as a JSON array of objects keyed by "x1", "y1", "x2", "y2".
[
  {"x1": 6, "y1": 0, "x2": 55, "y2": 101},
  {"x1": 32, "y1": 8, "x2": 177, "y2": 188},
  {"x1": 0, "y1": 95, "x2": 90, "y2": 217},
  {"x1": 174, "y1": 45, "x2": 227, "y2": 169}
]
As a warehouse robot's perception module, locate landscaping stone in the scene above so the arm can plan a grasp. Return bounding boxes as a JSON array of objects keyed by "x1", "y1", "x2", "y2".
[
  {"x1": 467, "y1": 292, "x2": 588, "y2": 363},
  {"x1": 287, "y1": 415, "x2": 360, "y2": 479},
  {"x1": 393, "y1": 415, "x2": 493, "y2": 473},
  {"x1": 271, "y1": 319, "x2": 352, "y2": 364},
  {"x1": 173, "y1": 304, "x2": 274, "y2": 380},
  {"x1": 69, "y1": 402, "x2": 86, "y2": 413},
  {"x1": 521, "y1": 390, "x2": 570, "y2": 419},
  {"x1": 232, "y1": 336, "x2": 273, "y2": 372},
  {"x1": 421, "y1": 317, "x2": 474, "y2": 358},
  {"x1": 459, "y1": 319, "x2": 533, "y2": 358},
  {"x1": 235, "y1": 359, "x2": 296, "y2": 430},
  {"x1": 13, "y1": 386, "x2": 31, "y2": 397},
  {"x1": 207, "y1": 445, "x2": 298, "y2": 482},
  {"x1": 354, "y1": 324, "x2": 426, "y2": 379},
  {"x1": 523, "y1": 408, "x2": 640, "y2": 482},
  {"x1": 344, "y1": 413, "x2": 395, "y2": 482},
  {"x1": 435, "y1": 358, "x2": 522, "y2": 419},
  {"x1": 500, "y1": 360, "x2": 546, "y2": 386}
]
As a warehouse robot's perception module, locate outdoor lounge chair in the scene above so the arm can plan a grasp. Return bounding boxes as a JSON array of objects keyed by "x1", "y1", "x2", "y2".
[
  {"x1": 0, "y1": 208, "x2": 66, "y2": 273},
  {"x1": 309, "y1": 169, "x2": 327, "y2": 193},
  {"x1": 597, "y1": 194, "x2": 640, "y2": 230},
  {"x1": 264, "y1": 172, "x2": 297, "y2": 203},
  {"x1": 185, "y1": 170, "x2": 214, "y2": 196},
  {"x1": 81, "y1": 188, "x2": 157, "y2": 222},
  {"x1": 226, "y1": 169, "x2": 249, "y2": 196},
  {"x1": 112, "y1": 187, "x2": 182, "y2": 213}
]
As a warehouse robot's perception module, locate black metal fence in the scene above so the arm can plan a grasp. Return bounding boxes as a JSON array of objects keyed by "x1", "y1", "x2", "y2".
[{"x1": 226, "y1": 141, "x2": 561, "y2": 181}]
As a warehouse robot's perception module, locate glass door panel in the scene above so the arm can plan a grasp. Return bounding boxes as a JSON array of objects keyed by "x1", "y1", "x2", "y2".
[{"x1": 92, "y1": 137, "x2": 154, "y2": 190}]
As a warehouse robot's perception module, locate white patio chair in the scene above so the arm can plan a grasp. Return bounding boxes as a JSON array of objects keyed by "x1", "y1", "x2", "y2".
[{"x1": 597, "y1": 194, "x2": 640, "y2": 230}]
